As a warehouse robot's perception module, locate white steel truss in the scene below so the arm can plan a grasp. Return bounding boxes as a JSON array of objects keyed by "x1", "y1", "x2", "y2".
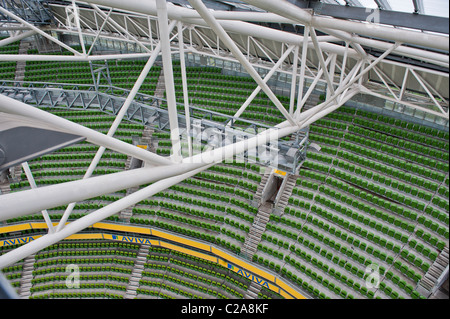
[{"x1": 0, "y1": 0, "x2": 448, "y2": 270}]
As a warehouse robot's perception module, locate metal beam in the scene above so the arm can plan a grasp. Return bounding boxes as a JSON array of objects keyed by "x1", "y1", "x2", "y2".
[
  {"x1": 412, "y1": 0, "x2": 424, "y2": 14},
  {"x1": 156, "y1": 0, "x2": 183, "y2": 162},
  {"x1": 374, "y1": 0, "x2": 392, "y2": 11},
  {"x1": 0, "y1": 94, "x2": 173, "y2": 166},
  {"x1": 188, "y1": 0, "x2": 298, "y2": 127},
  {"x1": 0, "y1": 163, "x2": 215, "y2": 269},
  {"x1": 286, "y1": 0, "x2": 447, "y2": 34}
]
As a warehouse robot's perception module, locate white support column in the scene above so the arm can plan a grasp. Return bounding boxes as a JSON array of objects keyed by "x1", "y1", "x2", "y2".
[
  {"x1": 399, "y1": 68, "x2": 409, "y2": 100},
  {"x1": 0, "y1": 30, "x2": 36, "y2": 48},
  {"x1": 178, "y1": 21, "x2": 193, "y2": 158},
  {"x1": 71, "y1": 0, "x2": 86, "y2": 55},
  {"x1": 339, "y1": 42, "x2": 349, "y2": 86},
  {"x1": 296, "y1": 26, "x2": 309, "y2": 115},
  {"x1": 231, "y1": 45, "x2": 295, "y2": 120},
  {"x1": 372, "y1": 66, "x2": 399, "y2": 101},
  {"x1": 0, "y1": 6, "x2": 82, "y2": 56},
  {"x1": 0, "y1": 163, "x2": 215, "y2": 269},
  {"x1": 91, "y1": 4, "x2": 152, "y2": 54},
  {"x1": 409, "y1": 69, "x2": 447, "y2": 115},
  {"x1": 310, "y1": 27, "x2": 335, "y2": 96},
  {"x1": 55, "y1": 24, "x2": 176, "y2": 232},
  {"x1": 188, "y1": 0, "x2": 298, "y2": 127},
  {"x1": 86, "y1": 8, "x2": 113, "y2": 56},
  {"x1": 295, "y1": 55, "x2": 333, "y2": 117},
  {"x1": 156, "y1": 0, "x2": 183, "y2": 162},
  {"x1": 21, "y1": 162, "x2": 55, "y2": 234},
  {"x1": 327, "y1": 53, "x2": 337, "y2": 99},
  {"x1": 0, "y1": 95, "x2": 173, "y2": 166},
  {"x1": 289, "y1": 45, "x2": 300, "y2": 115}
]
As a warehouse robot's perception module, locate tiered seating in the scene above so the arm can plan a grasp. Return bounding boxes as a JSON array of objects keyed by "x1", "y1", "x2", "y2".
[
  {"x1": 136, "y1": 246, "x2": 259, "y2": 299},
  {"x1": 24, "y1": 48, "x2": 92, "y2": 86},
  {"x1": 0, "y1": 39, "x2": 19, "y2": 81},
  {"x1": 131, "y1": 132, "x2": 264, "y2": 255},
  {"x1": 109, "y1": 59, "x2": 161, "y2": 96},
  {"x1": 170, "y1": 62, "x2": 292, "y2": 126},
  {"x1": 255, "y1": 105, "x2": 448, "y2": 299},
  {"x1": 24, "y1": 48, "x2": 161, "y2": 95},
  {"x1": 29, "y1": 240, "x2": 138, "y2": 299},
  {"x1": 0, "y1": 244, "x2": 23, "y2": 294},
  {"x1": 7, "y1": 107, "x2": 142, "y2": 221}
]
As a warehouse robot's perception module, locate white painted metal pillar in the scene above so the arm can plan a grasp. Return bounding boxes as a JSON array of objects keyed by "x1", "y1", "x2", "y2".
[
  {"x1": 310, "y1": 27, "x2": 335, "y2": 96},
  {"x1": 178, "y1": 21, "x2": 193, "y2": 158},
  {"x1": 188, "y1": 0, "x2": 298, "y2": 127},
  {"x1": 327, "y1": 53, "x2": 337, "y2": 99},
  {"x1": 339, "y1": 42, "x2": 349, "y2": 86},
  {"x1": 0, "y1": 30, "x2": 36, "y2": 48},
  {"x1": 296, "y1": 26, "x2": 309, "y2": 115},
  {"x1": 289, "y1": 45, "x2": 300, "y2": 115},
  {"x1": 232, "y1": 45, "x2": 295, "y2": 120},
  {"x1": 156, "y1": 0, "x2": 183, "y2": 162},
  {"x1": 0, "y1": 6, "x2": 81, "y2": 56},
  {"x1": 0, "y1": 163, "x2": 215, "y2": 269},
  {"x1": 21, "y1": 162, "x2": 55, "y2": 234},
  {"x1": 71, "y1": 0, "x2": 87, "y2": 55},
  {"x1": 0, "y1": 95, "x2": 173, "y2": 166},
  {"x1": 55, "y1": 32, "x2": 172, "y2": 232}
]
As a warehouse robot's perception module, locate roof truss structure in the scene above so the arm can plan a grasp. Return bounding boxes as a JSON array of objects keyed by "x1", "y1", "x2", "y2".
[{"x1": 0, "y1": 0, "x2": 448, "y2": 271}]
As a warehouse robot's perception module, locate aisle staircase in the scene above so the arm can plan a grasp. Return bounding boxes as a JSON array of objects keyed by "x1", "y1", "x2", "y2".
[
  {"x1": 252, "y1": 171, "x2": 270, "y2": 206},
  {"x1": 417, "y1": 246, "x2": 449, "y2": 298},
  {"x1": 244, "y1": 280, "x2": 263, "y2": 299},
  {"x1": 14, "y1": 41, "x2": 30, "y2": 83},
  {"x1": 273, "y1": 174, "x2": 297, "y2": 214},
  {"x1": 18, "y1": 254, "x2": 36, "y2": 299},
  {"x1": 154, "y1": 64, "x2": 166, "y2": 100},
  {"x1": 241, "y1": 202, "x2": 273, "y2": 260},
  {"x1": 125, "y1": 244, "x2": 150, "y2": 299},
  {"x1": 119, "y1": 126, "x2": 155, "y2": 222}
]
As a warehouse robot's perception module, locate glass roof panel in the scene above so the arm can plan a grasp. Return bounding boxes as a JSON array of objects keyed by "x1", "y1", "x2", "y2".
[{"x1": 423, "y1": 0, "x2": 449, "y2": 17}]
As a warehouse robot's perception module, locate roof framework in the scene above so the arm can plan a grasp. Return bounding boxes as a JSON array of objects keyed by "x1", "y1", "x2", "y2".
[{"x1": 0, "y1": 0, "x2": 448, "y2": 272}]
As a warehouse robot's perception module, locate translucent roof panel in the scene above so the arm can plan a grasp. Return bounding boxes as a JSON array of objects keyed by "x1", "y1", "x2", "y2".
[
  {"x1": 423, "y1": 0, "x2": 449, "y2": 18},
  {"x1": 335, "y1": 0, "x2": 449, "y2": 18}
]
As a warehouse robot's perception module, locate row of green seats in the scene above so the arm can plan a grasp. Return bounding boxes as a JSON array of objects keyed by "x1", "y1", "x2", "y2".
[
  {"x1": 298, "y1": 168, "x2": 328, "y2": 183},
  {"x1": 332, "y1": 157, "x2": 440, "y2": 195},
  {"x1": 310, "y1": 203, "x2": 404, "y2": 258},
  {"x1": 283, "y1": 244, "x2": 361, "y2": 299},
  {"x1": 337, "y1": 149, "x2": 446, "y2": 184},
  {"x1": 157, "y1": 192, "x2": 227, "y2": 213},
  {"x1": 329, "y1": 167, "x2": 430, "y2": 211},
  {"x1": 36, "y1": 249, "x2": 136, "y2": 259},
  {"x1": 34, "y1": 257, "x2": 134, "y2": 268},
  {"x1": 349, "y1": 125, "x2": 449, "y2": 161},
  {"x1": 306, "y1": 151, "x2": 334, "y2": 165},
  {"x1": 28, "y1": 160, "x2": 124, "y2": 171},
  {"x1": 302, "y1": 160, "x2": 330, "y2": 173},
  {"x1": 310, "y1": 125, "x2": 346, "y2": 139},
  {"x1": 356, "y1": 109, "x2": 449, "y2": 141},
  {"x1": 309, "y1": 133, "x2": 341, "y2": 147},
  {"x1": 130, "y1": 217, "x2": 217, "y2": 244},
  {"x1": 345, "y1": 132, "x2": 449, "y2": 170},
  {"x1": 314, "y1": 118, "x2": 348, "y2": 131},
  {"x1": 340, "y1": 139, "x2": 448, "y2": 175},
  {"x1": 30, "y1": 282, "x2": 127, "y2": 294},
  {"x1": 226, "y1": 207, "x2": 255, "y2": 223},
  {"x1": 157, "y1": 210, "x2": 220, "y2": 232}
]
